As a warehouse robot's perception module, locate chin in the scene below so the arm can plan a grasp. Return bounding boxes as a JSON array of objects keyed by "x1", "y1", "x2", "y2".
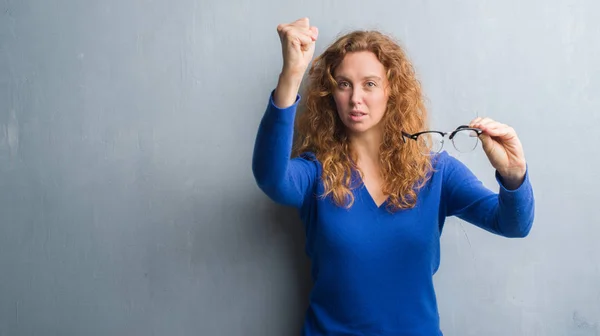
[{"x1": 343, "y1": 123, "x2": 373, "y2": 134}]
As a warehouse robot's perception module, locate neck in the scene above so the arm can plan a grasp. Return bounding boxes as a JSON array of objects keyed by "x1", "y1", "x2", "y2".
[{"x1": 348, "y1": 127, "x2": 383, "y2": 165}]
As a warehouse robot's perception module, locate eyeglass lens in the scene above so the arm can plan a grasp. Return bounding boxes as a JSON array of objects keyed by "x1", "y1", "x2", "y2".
[{"x1": 416, "y1": 129, "x2": 479, "y2": 155}]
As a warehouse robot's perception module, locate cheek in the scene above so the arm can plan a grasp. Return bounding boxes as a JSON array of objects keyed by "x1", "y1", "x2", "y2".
[
  {"x1": 367, "y1": 93, "x2": 388, "y2": 112},
  {"x1": 333, "y1": 92, "x2": 348, "y2": 108}
]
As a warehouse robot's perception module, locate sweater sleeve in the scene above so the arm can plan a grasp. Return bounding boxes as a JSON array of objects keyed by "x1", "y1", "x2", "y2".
[
  {"x1": 441, "y1": 152, "x2": 535, "y2": 238},
  {"x1": 251, "y1": 90, "x2": 319, "y2": 209}
]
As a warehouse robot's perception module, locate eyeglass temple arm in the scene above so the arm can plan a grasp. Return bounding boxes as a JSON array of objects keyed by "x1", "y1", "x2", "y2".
[{"x1": 401, "y1": 131, "x2": 413, "y2": 143}]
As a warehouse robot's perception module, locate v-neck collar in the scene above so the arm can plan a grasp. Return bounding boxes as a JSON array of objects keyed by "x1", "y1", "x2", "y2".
[
  {"x1": 350, "y1": 167, "x2": 388, "y2": 210},
  {"x1": 360, "y1": 183, "x2": 389, "y2": 210}
]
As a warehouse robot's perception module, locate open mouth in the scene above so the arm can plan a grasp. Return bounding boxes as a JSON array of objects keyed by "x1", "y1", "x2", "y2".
[
  {"x1": 349, "y1": 111, "x2": 366, "y2": 117},
  {"x1": 349, "y1": 111, "x2": 366, "y2": 121}
]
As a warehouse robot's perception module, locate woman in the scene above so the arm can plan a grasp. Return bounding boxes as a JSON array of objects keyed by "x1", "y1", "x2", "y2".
[{"x1": 252, "y1": 17, "x2": 534, "y2": 336}]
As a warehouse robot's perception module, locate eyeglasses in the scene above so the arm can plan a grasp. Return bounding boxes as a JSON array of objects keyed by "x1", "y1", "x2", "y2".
[{"x1": 402, "y1": 125, "x2": 483, "y2": 155}]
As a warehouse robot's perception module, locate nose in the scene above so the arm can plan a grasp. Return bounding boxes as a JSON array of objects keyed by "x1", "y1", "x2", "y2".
[{"x1": 350, "y1": 87, "x2": 363, "y2": 106}]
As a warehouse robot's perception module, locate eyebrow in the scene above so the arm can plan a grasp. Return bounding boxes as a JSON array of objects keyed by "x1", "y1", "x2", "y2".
[{"x1": 335, "y1": 75, "x2": 383, "y2": 81}]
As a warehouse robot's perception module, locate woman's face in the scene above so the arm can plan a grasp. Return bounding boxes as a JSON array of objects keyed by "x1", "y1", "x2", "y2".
[{"x1": 332, "y1": 51, "x2": 390, "y2": 136}]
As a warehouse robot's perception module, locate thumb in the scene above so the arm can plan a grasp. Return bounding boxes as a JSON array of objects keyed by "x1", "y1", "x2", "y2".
[
  {"x1": 296, "y1": 17, "x2": 309, "y2": 28},
  {"x1": 302, "y1": 37, "x2": 316, "y2": 53},
  {"x1": 309, "y1": 26, "x2": 319, "y2": 41}
]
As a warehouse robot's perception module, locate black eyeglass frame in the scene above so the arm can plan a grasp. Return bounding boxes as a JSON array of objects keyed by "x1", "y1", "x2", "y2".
[{"x1": 401, "y1": 125, "x2": 483, "y2": 152}]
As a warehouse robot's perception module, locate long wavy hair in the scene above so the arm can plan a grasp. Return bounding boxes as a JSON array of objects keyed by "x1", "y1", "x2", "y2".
[{"x1": 292, "y1": 30, "x2": 434, "y2": 212}]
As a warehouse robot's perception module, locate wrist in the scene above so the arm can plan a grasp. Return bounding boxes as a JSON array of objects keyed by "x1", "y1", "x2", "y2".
[
  {"x1": 274, "y1": 72, "x2": 303, "y2": 108},
  {"x1": 280, "y1": 65, "x2": 306, "y2": 81},
  {"x1": 498, "y1": 165, "x2": 527, "y2": 190},
  {"x1": 278, "y1": 70, "x2": 303, "y2": 89}
]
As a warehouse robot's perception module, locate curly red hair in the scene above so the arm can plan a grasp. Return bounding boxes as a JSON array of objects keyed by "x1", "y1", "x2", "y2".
[{"x1": 292, "y1": 30, "x2": 434, "y2": 212}]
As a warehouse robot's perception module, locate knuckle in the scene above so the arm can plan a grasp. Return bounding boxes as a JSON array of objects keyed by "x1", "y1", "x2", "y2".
[{"x1": 282, "y1": 26, "x2": 293, "y2": 35}]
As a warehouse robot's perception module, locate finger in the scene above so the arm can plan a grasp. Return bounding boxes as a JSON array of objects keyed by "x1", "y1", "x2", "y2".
[
  {"x1": 476, "y1": 117, "x2": 495, "y2": 128},
  {"x1": 278, "y1": 30, "x2": 314, "y2": 52},
  {"x1": 292, "y1": 18, "x2": 317, "y2": 40},
  {"x1": 476, "y1": 121, "x2": 500, "y2": 133},
  {"x1": 484, "y1": 125, "x2": 515, "y2": 139},
  {"x1": 295, "y1": 29, "x2": 317, "y2": 43},
  {"x1": 479, "y1": 122, "x2": 501, "y2": 132},
  {"x1": 472, "y1": 118, "x2": 501, "y2": 133},
  {"x1": 478, "y1": 132, "x2": 493, "y2": 146},
  {"x1": 293, "y1": 17, "x2": 310, "y2": 28},
  {"x1": 278, "y1": 24, "x2": 314, "y2": 39},
  {"x1": 279, "y1": 24, "x2": 316, "y2": 42},
  {"x1": 469, "y1": 117, "x2": 483, "y2": 127},
  {"x1": 470, "y1": 117, "x2": 495, "y2": 129},
  {"x1": 296, "y1": 27, "x2": 317, "y2": 41},
  {"x1": 288, "y1": 32, "x2": 315, "y2": 49},
  {"x1": 277, "y1": 22, "x2": 292, "y2": 34}
]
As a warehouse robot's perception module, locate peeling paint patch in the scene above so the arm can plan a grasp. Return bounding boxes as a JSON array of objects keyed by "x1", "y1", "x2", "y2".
[
  {"x1": 7, "y1": 108, "x2": 19, "y2": 157},
  {"x1": 573, "y1": 311, "x2": 599, "y2": 334}
]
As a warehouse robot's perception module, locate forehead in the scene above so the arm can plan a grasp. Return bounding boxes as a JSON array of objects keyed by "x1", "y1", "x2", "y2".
[{"x1": 333, "y1": 51, "x2": 386, "y2": 79}]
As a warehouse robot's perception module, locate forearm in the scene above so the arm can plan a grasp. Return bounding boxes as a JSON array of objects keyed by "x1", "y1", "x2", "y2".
[
  {"x1": 252, "y1": 81, "x2": 314, "y2": 208},
  {"x1": 444, "y1": 152, "x2": 535, "y2": 238},
  {"x1": 273, "y1": 71, "x2": 303, "y2": 108},
  {"x1": 252, "y1": 91, "x2": 297, "y2": 189},
  {"x1": 494, "y1": 168, "x2": 535, "y2": 237}
]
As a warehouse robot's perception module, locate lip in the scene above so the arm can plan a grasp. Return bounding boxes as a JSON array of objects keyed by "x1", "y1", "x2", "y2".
[
  {"x1": 349, "y1": 110, "x2": 366, "y2": 116},
  {"x1": 349, "y1": 110, "x2": 366, "y2": 121}
]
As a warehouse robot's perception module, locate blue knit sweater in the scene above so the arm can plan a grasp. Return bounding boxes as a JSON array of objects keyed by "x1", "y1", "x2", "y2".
[{"x1": 252, "y1": 91, "x2": 535, "y2": 336}]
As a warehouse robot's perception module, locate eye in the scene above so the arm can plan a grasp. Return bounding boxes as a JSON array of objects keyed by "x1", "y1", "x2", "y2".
[
  {"x1": 366, "y1": 81, "x2": 376, "y2": 87},
  {"x1": 338, "y1": 81, "x2": 350, "y2": 88}
]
